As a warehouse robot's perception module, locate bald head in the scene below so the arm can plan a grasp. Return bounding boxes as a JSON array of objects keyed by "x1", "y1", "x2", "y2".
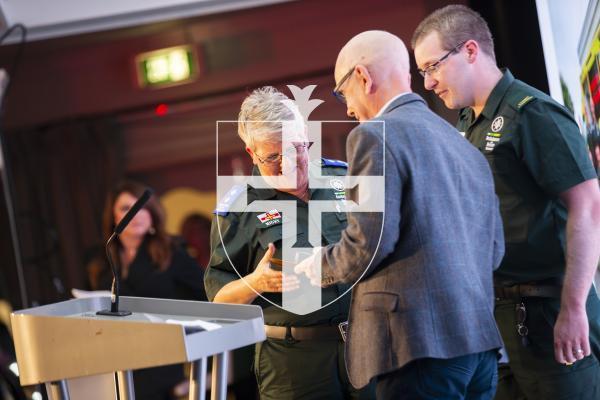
[{"x1": 335, "y1": 30, "x2": 410, "y2": 85}]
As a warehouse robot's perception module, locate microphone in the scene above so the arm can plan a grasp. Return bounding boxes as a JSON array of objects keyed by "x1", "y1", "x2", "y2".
[{"x1": 97, "y1": 188, "x2": 153, "y2": 317}]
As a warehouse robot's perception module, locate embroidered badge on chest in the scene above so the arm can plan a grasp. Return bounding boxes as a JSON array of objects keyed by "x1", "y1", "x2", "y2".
[
  {"x1": 485, "y1": 116, "x2": 505, "y2": 151},
  {"x1": 257, "y1": 209, "x2": 282, "y2": 226},
  {"x1": 329, "y1": 178, "x2": 346, "y2": 200},
  {"x1": 484, "y1": 132, "x2": 502, "y2": 151},
  {"x1": 491, "y1": 116, "x2": 504, "y2": 132}
]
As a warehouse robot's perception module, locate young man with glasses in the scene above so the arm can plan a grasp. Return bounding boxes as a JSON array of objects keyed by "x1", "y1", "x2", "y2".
[
  {"x1": 204, "y1": 86, "x2": 375, "y2": 400},
  {"x1": 413, "y1": 5, "x2": 600, "y2": 400}
]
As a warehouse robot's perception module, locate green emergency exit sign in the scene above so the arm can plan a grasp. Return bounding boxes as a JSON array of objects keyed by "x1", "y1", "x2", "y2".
[{"x1": 136, "y1": 45, "x2": 197, "y2": 88}]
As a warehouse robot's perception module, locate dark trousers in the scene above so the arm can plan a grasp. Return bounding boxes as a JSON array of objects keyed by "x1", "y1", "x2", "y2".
[
  {"x1": 133, "y1": 364, "x2": 183, "y2": 400},
  {"x1": 375, "y1": 350, "x2": 498, "y2": 400},
  {"x1": 254, "y1": 337, "x2": 375, "y2": 400},
  {"x1": 494, "y1": 291, "x2": 600, "y2": 400}
]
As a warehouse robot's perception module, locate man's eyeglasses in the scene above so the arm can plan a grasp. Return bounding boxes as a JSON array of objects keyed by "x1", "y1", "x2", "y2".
[
  {"x1": 255, "y1": 143, "x2": 311, "y2": 165},
  {"x1": 417, "y1": 41, "x2": 466, "y2": 78},
  {"x1": 332, "y1": 65, "x2": 356, "y2": 104}
]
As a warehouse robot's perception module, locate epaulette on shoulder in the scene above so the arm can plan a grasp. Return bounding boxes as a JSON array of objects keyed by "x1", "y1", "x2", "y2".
[
  {"x1": 516, "y1": 95, "x2": 535, "y2": 110},
  {"x1": 506, "y1": 81, "x2": 538, "y2": 112},
  {"x1": 213, "y1": 185, "x2": 245, "y2": 217},
  {"x1": 320, "y1": 158, "x2": 348, "y2": 168}
]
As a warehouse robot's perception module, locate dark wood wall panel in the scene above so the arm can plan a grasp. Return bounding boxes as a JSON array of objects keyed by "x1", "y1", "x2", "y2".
[{"x1": 0, "y1": 0, "x2": 433, "y2": 130}]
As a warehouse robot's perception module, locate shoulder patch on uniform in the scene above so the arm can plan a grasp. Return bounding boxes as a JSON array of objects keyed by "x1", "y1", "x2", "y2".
[
  {"x1": 213, "y1": 185, "x2": 245, "y2": 216},
  {"x1": 517, "y1": 95, "x2": 534, "y2": 109},
  {"x1": 320, "y1": 158, "x2": 348, "y2": 168}
]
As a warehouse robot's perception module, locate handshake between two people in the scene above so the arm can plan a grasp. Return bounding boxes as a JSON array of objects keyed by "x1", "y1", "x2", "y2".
[{"x1": 246, "y1": 243, "x2": 328, "y2": 294}]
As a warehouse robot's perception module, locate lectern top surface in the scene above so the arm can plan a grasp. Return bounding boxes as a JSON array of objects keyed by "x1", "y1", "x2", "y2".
[
  {"x1": 14, "y1": 296, "x2": 263, "y2": 321},
  {"x1": 68, "y1": 311, "x2": 239, "y2": 330}
]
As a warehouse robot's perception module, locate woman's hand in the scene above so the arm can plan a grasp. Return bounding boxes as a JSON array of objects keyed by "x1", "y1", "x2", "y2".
[
  {"x1": 247, "y1": 243, "x2": 300, "y2": 293},
  {"x1": 213, "y1": 243, "x2": 300, "y2": 304}
]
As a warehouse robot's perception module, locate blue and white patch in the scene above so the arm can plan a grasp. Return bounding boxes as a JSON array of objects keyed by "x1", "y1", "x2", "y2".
[
  {"x1": 321, "y1": 158, "x2": 348, "y2": 168},
  {"x1": 213, "y1": 185, "x2": 245, "y2": 216}
]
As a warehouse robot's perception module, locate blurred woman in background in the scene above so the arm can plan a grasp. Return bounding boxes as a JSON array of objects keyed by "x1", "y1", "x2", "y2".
[{"x1": 87, "y1": 180, "x2": 206, "y2": 400}]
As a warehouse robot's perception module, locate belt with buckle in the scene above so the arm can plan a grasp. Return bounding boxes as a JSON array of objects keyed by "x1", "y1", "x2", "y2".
[
  {"x1": 264, "y1": 324, "x2": 345, "y2": 342},
  {"x1": 494, "y1": 283, "x2": 561, "y2": 301}
]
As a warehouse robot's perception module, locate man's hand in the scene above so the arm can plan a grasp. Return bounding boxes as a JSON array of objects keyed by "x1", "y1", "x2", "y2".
[
  {"x1": 555, "y1": 179, "x2": 600, "y2": 365},
  {"x1": 247, "y1": 243, "x2": 300, "y2": 293},
  {"x1": 554, "y1": 306, "x2": 591, "y2": 364},
  {"x1": 294, "y1": 248, "x2": 330, "y2": 286}
]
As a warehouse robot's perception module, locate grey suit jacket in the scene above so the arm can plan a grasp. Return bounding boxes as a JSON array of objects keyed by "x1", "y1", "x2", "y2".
[{"x1": 322, "y1": 93, "x2": 504, "y2": 388}]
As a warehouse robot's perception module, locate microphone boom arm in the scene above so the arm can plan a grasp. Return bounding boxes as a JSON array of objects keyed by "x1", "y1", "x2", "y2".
[{"x1": 97, "y1": 189, "x2": 153, "y2": 317}]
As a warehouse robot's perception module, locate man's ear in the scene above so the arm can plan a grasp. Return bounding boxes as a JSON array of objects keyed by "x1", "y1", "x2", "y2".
[
  {"x1": 356, "y1": 64, "x2": 373, "y2": 95},
  {"x1": 464, "y1": 40, "x2": 479, "y2": 64}
]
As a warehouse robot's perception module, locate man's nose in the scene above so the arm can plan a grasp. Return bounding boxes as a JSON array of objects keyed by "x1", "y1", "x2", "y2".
[
  {"x1": 346, "y1": 107, "x2": 356, "y2": 119},
  {"x1": 424, "y1": 73, "x2": 437, "y2": 91}
]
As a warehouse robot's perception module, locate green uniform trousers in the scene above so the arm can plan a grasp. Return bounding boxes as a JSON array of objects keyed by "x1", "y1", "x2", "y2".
[
  {"x1": 254, "y1": 337, "x2": 375, "y2": 400},
  {"x1": 494, "y1": 291, "x2": 600, "y2": 400}
]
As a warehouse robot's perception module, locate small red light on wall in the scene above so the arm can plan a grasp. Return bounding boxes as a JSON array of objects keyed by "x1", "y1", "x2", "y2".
[{"x1": 155, "y1": 103, "x2": 169, "y2": 116}]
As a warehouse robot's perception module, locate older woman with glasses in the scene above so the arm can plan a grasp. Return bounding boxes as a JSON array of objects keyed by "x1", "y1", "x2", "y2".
[{"x1": 204, "y1": 86, "x2": 374, "y2": 400}]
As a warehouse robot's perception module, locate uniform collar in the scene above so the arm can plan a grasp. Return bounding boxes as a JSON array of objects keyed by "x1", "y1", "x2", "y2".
[
  {"x1": 480, "y1": 68, "x2": 514, "y2": 120},
  {"x1": 251, "y1": 165, "x2": 317, "y2": 201},
  {"x1": 250, "y1": 161, "x2": 336, "y2": 201},
  {"x1": 251, "y1": 166, "x2": 278, "y2": 200}
]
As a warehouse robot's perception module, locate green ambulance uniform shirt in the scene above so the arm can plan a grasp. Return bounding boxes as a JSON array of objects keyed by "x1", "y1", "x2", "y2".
[
  {"x1": 205, "y1": 158, "x2": 351, "y2": 326},
  {"x1": 456, "y1": 69, "x2": 597, "y2": 286}
]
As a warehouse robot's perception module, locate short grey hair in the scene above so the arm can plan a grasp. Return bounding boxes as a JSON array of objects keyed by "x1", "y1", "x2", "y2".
[
  {"x1": 411, "y1": 5, "x2": 496, "y2": 62},
  {"x1": 238, "y1": 86, "x2": 300, "y2": 150}
]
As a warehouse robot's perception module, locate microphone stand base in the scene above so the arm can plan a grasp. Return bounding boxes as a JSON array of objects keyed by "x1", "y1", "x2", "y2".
[{"x1": 96, "y1": 310, "x2": 132, "y2": 317}]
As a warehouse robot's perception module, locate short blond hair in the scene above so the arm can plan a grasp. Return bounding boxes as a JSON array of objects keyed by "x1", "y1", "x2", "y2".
[{"x1": 238, "y1": 86, "x2": 300, "y2": 150}]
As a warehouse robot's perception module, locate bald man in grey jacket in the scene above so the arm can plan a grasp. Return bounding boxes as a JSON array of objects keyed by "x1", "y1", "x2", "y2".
[{"x1": 296, "y1": 31, "x2": 504, "y2": 400}]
